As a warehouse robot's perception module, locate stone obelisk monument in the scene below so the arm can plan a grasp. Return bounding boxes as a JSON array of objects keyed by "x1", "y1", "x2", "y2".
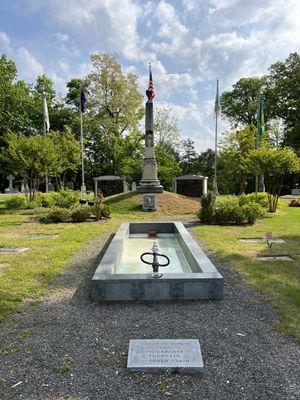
[{"x1": 137, "y1": 64, "x2": 163, "y2": 211}]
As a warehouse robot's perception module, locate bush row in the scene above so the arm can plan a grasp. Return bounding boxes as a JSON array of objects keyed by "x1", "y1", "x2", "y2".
[
  {"x1": 5, "y1": 190, "x2": 81, "y2": 210},
  {"x1": 38, "y1": 204, "x2": 111, "y2": 223},
  {"x1": 198, "y1": 193, "x2": 265, "y2": 225}
]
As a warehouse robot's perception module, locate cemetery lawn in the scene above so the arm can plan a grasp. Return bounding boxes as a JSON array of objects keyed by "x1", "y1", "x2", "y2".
[
  {"x1": 0, "y1": 192, "x2": 199, "y2": 321},
  {"x1": 0, "y1": 192, "x2": 299, "y2": 340},
  {"x1": 194, "y1": 200, "x2": 300, "y2": 340}
]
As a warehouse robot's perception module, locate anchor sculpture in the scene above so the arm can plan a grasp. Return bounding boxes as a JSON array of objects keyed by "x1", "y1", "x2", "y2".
[{"x1": 140, "y1": 242, "x2": 170, "y2": 278}]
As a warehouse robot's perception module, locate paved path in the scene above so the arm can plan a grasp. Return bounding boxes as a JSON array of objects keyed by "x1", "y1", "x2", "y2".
[{"x1": 0, "y1": 228, "x2": 299, "y2": 399}]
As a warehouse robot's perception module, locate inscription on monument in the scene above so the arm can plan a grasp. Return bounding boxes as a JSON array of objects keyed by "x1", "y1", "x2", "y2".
[{"x1": 127, "y1": 339, "x2": 203, "y2": 373}]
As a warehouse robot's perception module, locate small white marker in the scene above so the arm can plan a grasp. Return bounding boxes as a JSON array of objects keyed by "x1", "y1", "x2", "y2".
[{"x1": 11, "y1": 381, "x2": 22, "y2": 388}]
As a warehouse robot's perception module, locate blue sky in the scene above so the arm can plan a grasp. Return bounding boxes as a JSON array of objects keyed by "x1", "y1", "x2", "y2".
[{"x1": 0, "y1": 0, "x2": 299, "y2": 151}]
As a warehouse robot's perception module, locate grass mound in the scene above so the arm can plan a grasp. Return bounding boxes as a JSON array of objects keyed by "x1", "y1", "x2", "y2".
[{"x1": 104, "y1": 191, "x2": 200, "y2": 215}]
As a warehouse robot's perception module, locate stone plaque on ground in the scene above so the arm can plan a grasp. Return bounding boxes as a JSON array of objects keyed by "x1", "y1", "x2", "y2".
[
  {"x1": 0, "y1": 247, "x2": 29, "y2": 253},
  {"x1": 127, "y1": 339, "x2": 203, "y2": 373}
]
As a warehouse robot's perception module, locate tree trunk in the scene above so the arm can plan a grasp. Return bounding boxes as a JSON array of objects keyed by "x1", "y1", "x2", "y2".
[{"x1": 239, "y1": 173, "x2": 246, "y2": 194}]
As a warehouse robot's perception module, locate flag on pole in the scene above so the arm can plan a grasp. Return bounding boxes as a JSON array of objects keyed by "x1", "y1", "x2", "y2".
[
  {"x1": 80, "y1": 89, "x2": 87, "y2": 113},
  {"x1": 214, "y1": 78, "x2": 221, "y2": 118},
  {"x1": 146, "y1": 63, "x2": 155, "y2": 101},
  {"x1": 257, "y1": 94, "x2": 265, "y2": 139},
  {"x1": 42, "y1": 94, "x2": 50, "y2": 133}
]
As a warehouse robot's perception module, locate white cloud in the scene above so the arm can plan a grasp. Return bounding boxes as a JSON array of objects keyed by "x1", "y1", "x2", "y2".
[
  {"x1": 17, "y1": 47, "x2": 44, "y2": 78},
  {"x1": 58, "y1": 59, "x2": 69, "y2": 72},
  {"x1": 0, "y1": 31, "x2": 10, "y2": 47},
  {"x1": 27, "y1": 0, "x2": 143, "y2": 61},
  {"x1": 54, "y1": 32, "x2": 70, "y2": 43}
]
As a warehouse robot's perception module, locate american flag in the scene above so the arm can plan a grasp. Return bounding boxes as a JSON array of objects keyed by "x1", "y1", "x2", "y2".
[{"x1": 147, "y1": 63, "x2": 155, "y2": 101}]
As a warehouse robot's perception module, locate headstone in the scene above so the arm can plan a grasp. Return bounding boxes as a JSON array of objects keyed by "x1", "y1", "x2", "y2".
[
  {"x1": 127, "y1": 339, "x2": 203, "y2": 373},
  {"x1": 48, "y1": 182, "x2": 54, "y2": 192},
  {"x1": 143, "y1": 193, "x2": 157, "y2": 211},
  {"x1": 5, "y1": 174, "x2": 15, "y2": 193},
  {"x1": 131, "y1": 182, "x2": 137, "y2": 192},
  {"x1": 21, "y1": 181, "x2": 25, "y2": 193},
  {"x1": 123, "y1": 181, "x2": 130, "y2": 192},
  {"x1": 291, "y1": 189, "x2": 300, "y2": 195}
]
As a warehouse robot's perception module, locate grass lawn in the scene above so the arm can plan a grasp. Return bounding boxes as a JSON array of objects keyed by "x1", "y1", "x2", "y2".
[
  {"x1": 0, "y1": 192, "x2": 199, "y2": 321},
  {"x1": 194, "y1": 200, "x2": 300, "y2": 340},
  {"x1": 0, "y1": 192, "x2": 299, "y2": 341}
]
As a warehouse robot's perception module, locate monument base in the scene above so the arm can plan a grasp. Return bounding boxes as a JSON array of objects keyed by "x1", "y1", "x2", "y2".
[
  {"x1": 137, "y1": 180, "x2": 163, "y2": 194},
  {"x1": 142, "y1": 194, "x2": 157, "y2": 211}
]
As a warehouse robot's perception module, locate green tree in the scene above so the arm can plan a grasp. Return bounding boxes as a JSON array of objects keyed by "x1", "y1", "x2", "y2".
[
  {"x1": 268, "y1": 53, "x2": 300, "y2": 152},
  {"x1": 49, "y1": 128, "x2": 81, "y2": 189},
  {"x1": 0, "y1": 53, "x2": 34, "y2": 137},
  {"x1": 193, "y1": 149, "x2": 215, "y2": 181},
  {"x1": 66, "y1": 78, "x2": 83, "y2": 109},
  {"x1": 154, "y1": 108, "x2": 181, "y2": 151},
  {"x1": 219, "y1": 126, "x2": 256, "y2": 193},
  {"x1": 156, "y1": 144, "x2": 181, "y2": 190},
  {"x1": 3, "y1": 132, "x2": 57, "y2": 200},
  {"x1": 180, "y1": 139, "x2": 197, "y2": 174},
  {"x1": 247, "y1": 147, "x2": 300, "y2": 212},
  {"x1": 85, "y1": 53, "x2": 144, "y2": 175},
  {"x1": 221, "y1": 76, "x2": 271, "y2": 127}
]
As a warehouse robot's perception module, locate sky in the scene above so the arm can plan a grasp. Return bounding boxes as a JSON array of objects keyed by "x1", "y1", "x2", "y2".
[{"x1": 0, "y1": 0, "x2": 299, "y2": 152}]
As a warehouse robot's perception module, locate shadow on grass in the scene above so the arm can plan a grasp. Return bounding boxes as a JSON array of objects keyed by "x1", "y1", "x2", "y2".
[{"x1": 104, "y1": 191, "x2": 138, "y2": 205}]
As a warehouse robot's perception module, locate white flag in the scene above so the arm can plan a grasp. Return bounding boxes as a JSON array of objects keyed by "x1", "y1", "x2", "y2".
[
  {"x1": 43, "y1": 95, "x2": 50, "y2": 133},
  {"x1": 214, "y1": 78, "x2": 221, "y2": 118}
]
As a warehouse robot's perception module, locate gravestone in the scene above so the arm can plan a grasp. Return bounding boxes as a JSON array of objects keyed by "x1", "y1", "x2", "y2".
[
  {"x1": 123, "y1": 181, "x2": 130, "y2": 192},
  {"x1": 131, "y1": 182, "x2": 137, "y2": 192},
  {"x1": 5, "y1": 174, "x2": 15, "y2": 193},
  {"x1": 127, "y1": 339, "x2": 203, "y2": 373}
]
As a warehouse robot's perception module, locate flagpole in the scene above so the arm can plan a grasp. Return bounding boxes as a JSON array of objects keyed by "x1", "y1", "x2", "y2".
[
  {"x1": 256, "y1": 94, "x2": 265, "y2": 193},
  {"x1": 43, "y1": 94, "x2": 49, "y2": 193},
  {"x1": 80, "y1": 110, "x2": 86, "y2": 200},
  {"x1": 212, "y1": 78, "x2": 219, "y2": 195}
]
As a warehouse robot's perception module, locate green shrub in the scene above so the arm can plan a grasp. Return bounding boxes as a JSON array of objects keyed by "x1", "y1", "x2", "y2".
[
  {"x1": 198, "y1": 207, "x2": 215, "y2": 223},
  {"x1": 91, "y1": 202, "x2": 103, "y2": 221},
  {"x1": 101, "y1": 205, "x2": 111, "y2": 219},
  {"x1": 5, "y1": 195, "x2": 27, "y2": 210},
  {"x1": 35, "y1": 192, "x2": 59, "y2": 208},
  {"x1": 51, "y1": 190, "x2": 80, "y2": 209},
  {"x1": 216, "y1": 196, "x2": 239, "y2": 206},
  {"x1": 238, "y1": 193, "x2": 269, "y2": 209},
  {"x1": 241, "y1": 202, "x2": 265, "y2": 224},
  {"x1": 38, "y1": 208, "x2": 70, "y2": 223},
  {"x1": 215, "y1": 204, "x2": 245, "y2": 225},
  {"x1": 70, "y1": 206, "x2": 91, "y2": 222},
  {"x1": 198, "y1": 192, "x2": 216, "y2": 223},
  {"x1": 200, "y1": 192, "x2": 216, "y2": 209}
]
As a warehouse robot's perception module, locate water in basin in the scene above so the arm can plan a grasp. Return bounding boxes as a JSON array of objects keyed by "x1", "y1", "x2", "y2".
[{"x1": 117, "y1": 234, "x2": 192, "y2": 274}]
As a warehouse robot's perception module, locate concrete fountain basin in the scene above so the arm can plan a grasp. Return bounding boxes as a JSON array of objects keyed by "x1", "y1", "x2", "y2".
[{"x1": 90, "y1": 222, "x2": 223, "y2": 301}]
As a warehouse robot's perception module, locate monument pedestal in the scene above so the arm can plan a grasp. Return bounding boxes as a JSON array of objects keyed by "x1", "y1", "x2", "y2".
[{"x1": 137, "y1": 100, "x2": 163, "y2": 199}]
